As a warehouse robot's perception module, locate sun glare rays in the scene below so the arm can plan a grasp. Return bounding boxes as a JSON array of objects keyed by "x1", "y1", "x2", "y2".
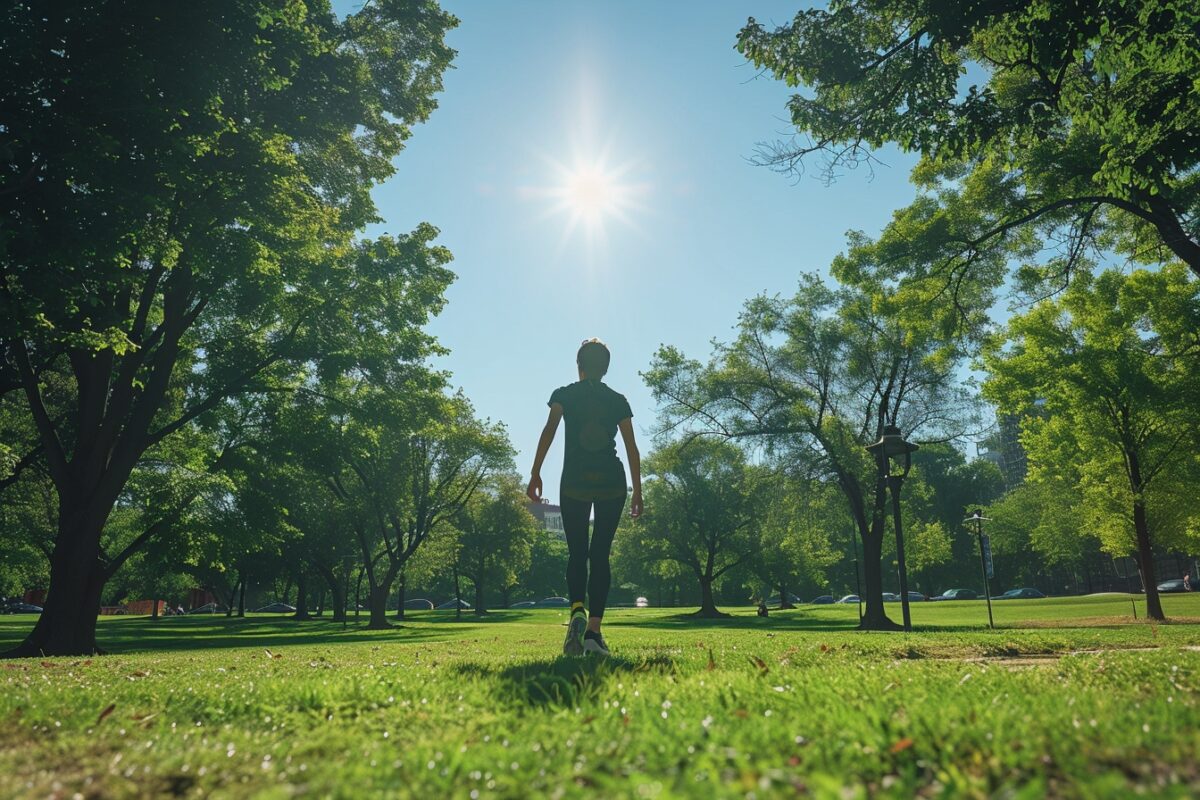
[{"x1": 522, "y1": 147, "x2": 650, "y2": 252}]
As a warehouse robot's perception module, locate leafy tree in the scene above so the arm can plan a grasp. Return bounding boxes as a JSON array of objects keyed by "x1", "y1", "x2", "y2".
[
  {"x1": 737, "y1": 1, "x2": 1200, "y2": 308},
  {"x1": 625, "y1": 439, "x2": 765, "y2": 618},
  {"x1": 982, "y1": 265, "x2": 1200, "y2": 619},
  {"x1": 611, "y1": 516, "x2": 686, "y2": 608},
  {"x1": 0, "y1": 1, "x2": 457, "y2": 656},
  {"x1": 0, "y1": 470, "x2": 53, "y2": 600},
  {"x1": 645, "y1": 274, "x2": 978, "y2": 629},
  {"x1": 521, "y1": 531, "x2": 570, "y2": 603},
  {"x1": 752, "y1": 474, "x2": 843, "y2": 606},
  {"x1": 986, "y1": 477, "x2": 1093, "y2": 591},
  {"x1": 300, "y1": 387, "x2": 512, "y2": 629},
  {"x1": 399, "y1": 523, "x2": 459, "y2": 616},
  {"x1": 452, "y1": 476, "x2": 540, "y2": 614}
]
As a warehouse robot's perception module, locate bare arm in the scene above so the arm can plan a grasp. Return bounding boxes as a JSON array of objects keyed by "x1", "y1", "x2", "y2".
[
  {"x1": 526, "y1": 403, "x2": 563, "y2": 502},
  {"x1": 618, "y1": 417, "x2": 642, "y2": 518}
]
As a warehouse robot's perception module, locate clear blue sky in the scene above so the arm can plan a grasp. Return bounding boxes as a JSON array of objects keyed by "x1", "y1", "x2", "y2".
[{"x1": 341, "y1": 1, "x2": 922, "y2": 500}]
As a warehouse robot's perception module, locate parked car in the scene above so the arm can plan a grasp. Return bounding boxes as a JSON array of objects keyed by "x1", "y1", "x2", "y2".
[
  {"x1": 2, "y1": 602, "x2": 43, "y2": 614},
  {"x1": 254, "y1": 602, "x2": 296, "y2": 614},
  {"x1": 635, "y1": 596, "x2": 649, "y2": 608},
  {"x1": 810, "y1": 595, "x2": 835, "y2": 605},
  {"x1": 765, "y1": 592, "x2": 803, "y2": 607},
  {"x1": 1157, "y1": 579, "x2": 1188, "y2": 594},
  {"x1": 931, "y1": 588, "x2": 977, "y2": 601},
  {"x1": 402, "y1": 598, "x2": 435, "y2": 610},
  {"x1": 534, "y1": 596, "x2": 570, "y2": 608},
  {"x1": 509, "y1": 600, "x2": 537, "y2": 608},
  {"x1": 997, "y1": 588, "x2": 1046, "y2": 600},
  {"x1": 836, "y1": 594, "x2": 861, "y2": 604},
  {"x1": 882, "y1": 592, "x2": 901, "y2": 602},
  {"x1": 436, "y1": 599, "x2": 472, "y2": 610},
  {"x1": 906, "y1": 591, "x2": 927, "y2": 602}
]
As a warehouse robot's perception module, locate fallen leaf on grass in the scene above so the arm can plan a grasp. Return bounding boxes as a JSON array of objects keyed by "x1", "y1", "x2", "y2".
[
  {"x1": 819, "y1": 644, "x2": 829, "y2": 653},
  {"x1": 128, "y1": 670, "x2": 150, "y2": 679},
  {"x1": 733, "y1": 709, "x2": 749, "y2": 719},
  {"x1": 748, "y1": 655, "x2": 769, "y2": 675},
  {"x1": 41, "y1": 661, "x2": 56, "y2": 668},
  {"x1": 97, "y1": 703, "x2": 116, "y2": 724},
  {"x1": 889, "y1": 738, "x2": 914, "y2": 754},
  {"x1": 706, "y1": 649, "x2": 716, "y2": 671},
  {"x1": 264, "y1": 649, "x2": 282, "y2": 659}
]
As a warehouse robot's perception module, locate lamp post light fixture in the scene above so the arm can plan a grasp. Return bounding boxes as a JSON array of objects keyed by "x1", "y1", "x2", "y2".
[
  {"x1": 965, "y1": 509, "x2": 995, "y2": 629},
  {"x1": 866, "y1": 424, "x2": 919, "y2": 632}
]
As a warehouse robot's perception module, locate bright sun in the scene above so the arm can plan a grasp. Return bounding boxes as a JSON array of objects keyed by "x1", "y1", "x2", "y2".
[
  {"x1": 528, "y1": 154, "x2": 645, "y2": 246},
  {"x1": 563, "y1": 165, "x2": 616, "y2": 220}
]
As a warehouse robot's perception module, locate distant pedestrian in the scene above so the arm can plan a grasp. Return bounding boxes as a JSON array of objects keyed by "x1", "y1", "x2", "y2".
[
  {"x1": 528, "y1": 339, "x2": 642, "y2": 658},
  {"x1": 757, "y1": 600, "x2": 769, "y2": 618},
  {"x1": 1185, "y1": 574, "x2": 1192, "y2": 592}
]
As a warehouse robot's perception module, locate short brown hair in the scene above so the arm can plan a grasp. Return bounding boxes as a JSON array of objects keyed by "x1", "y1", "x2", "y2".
[{"x1": 577, "y1": 338, "x2": 610, "y2": 378}]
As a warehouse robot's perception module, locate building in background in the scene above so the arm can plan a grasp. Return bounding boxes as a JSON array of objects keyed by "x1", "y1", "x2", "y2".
[
  {"x1": 526, "y1": 499, "x2": 565, "y2": 543},
  {"x1": 976, "y1": 403, "x2": 1044, "y2": 489}
]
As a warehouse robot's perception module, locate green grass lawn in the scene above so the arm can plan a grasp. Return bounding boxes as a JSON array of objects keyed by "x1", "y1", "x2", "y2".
[{"x1": 2, "y1": 595, "x2": 1199, "y2": 798}]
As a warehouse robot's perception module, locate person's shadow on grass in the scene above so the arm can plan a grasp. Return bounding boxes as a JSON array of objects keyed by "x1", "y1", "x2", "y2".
[{"x1": 458, "y1": 654, "x2": 675, "y2": 709}]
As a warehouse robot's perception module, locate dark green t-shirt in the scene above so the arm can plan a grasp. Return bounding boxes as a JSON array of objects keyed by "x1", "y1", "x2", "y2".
[{"x1": 549, "y1": 380, "x2": 633, "y2": 501}]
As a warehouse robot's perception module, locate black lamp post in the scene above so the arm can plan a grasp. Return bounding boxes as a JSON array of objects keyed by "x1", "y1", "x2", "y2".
[
  {"x1": 965, "y1": 509, "x2": 995, "y2": 629},
  {"x1": 866, "y1": 424, "x2": 919, "y2": 632}
]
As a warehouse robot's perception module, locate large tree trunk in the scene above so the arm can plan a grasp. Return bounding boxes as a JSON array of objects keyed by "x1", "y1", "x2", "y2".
[
  {"x1": 858, "y1": 480, "x2": 901, "y2": 632},
  {"x1": 293, "y1": 571, "x2": 311, "y2": 620},
  {"x1": 394, "y1": 573, "x2": 406, "y2": 620},
  {"x1": 1133, "y1": 501, "x2": 1165, "y2": 621},
  {"x1": 859, "y1": 521, "x2": 901, "y2": 631},
  {"x1": 454, "y1": 567, "x2": 463, "y2": 620},
  {"x1": 224, "y1": 575, "x2": 241, "y2": 618},
  {"x1": 3, "y1": 516, "x2": 108, "y2": 657},
  {"x1": 367, "y1": 585, "x2": 393, "y2": 629},
  {"x1": 778, "y1": 581, "x2": 794, "y2": 610},
  {"x1": 693, "y1": 574, "x2": 726, "y2": 618},
  {"x1": 330, "y1": 580, "x2": 346, "y2": 623},
  {"x1": 474, "y1": 578, "x2": 487, "y2": 616},
  {"x1": 314, "y1": 565, "x2": 346, "y2": 623}
]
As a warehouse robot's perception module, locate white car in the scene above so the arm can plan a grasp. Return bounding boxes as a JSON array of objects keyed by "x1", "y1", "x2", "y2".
[{"x1": 635, "y1": 596, "x2": 649, "y2": 608}]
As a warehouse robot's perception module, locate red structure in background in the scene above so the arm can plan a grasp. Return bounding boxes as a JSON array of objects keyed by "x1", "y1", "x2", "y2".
[
  {"x1": 123, "y1": 600, "x2": 166, "y2": 616},
  {"x1": 187, "y1": 588, "x2": 217, "y2": 609},
  {"x1": 22, "y1": 589, "x2": 46, "y2": 605}
]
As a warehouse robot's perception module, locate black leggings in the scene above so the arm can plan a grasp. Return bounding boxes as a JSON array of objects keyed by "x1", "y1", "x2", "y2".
[{"x1": 560, "y1": 493, "x2": 626, "y2": 619}]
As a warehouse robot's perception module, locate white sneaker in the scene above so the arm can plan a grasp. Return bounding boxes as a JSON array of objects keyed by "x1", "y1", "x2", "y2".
[
  {"x1": 563, "y1": 611, "x2": 586, "y2": 656},
  {"x1": 582, "y1": 631, "x2": 610, "y2": 657}
]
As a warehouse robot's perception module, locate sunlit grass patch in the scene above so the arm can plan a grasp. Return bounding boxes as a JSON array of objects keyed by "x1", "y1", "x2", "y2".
[{"x1": 2, "y1": 600, "x2": 1199, "y2": 798}]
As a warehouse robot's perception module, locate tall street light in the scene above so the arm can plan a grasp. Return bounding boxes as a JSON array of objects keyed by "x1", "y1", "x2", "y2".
[
  {"x1": 965, "y1": 509, "x2": 995, "y2": 629},
  {"x1": 866, "y1": 424, "x2": 919, "y2": 632}
]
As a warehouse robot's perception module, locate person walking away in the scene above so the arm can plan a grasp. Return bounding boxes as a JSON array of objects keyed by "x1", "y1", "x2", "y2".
[{"x1": 527, "y1": 339, "x2": 642, "y2": 656}]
